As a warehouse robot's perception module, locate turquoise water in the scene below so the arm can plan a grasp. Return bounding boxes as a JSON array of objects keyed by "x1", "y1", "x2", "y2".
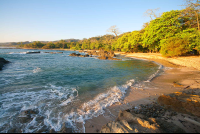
[{"x1": 0, "y1": 49, "x2": 159, "y2": 132}]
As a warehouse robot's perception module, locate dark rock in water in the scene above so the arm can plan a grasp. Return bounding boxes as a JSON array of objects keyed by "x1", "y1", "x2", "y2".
[
  {"x1": 69, "y1": 51, "x2": 120, "y2": 60},
  {"x1": 84, "y1": 54, "x2": 89, "y2": 57},
  {"x1": 97, "y1": 56, "x2": 121, "y2": 60},
  {"x1": 23, "y1": 109, "x2": 38, "y2": 115},
  {"x1": 18, "y1": 109, "x2": 39, "y2": 123},
  {"x1": 59, "y1": 123, "x2": 73, "y2": 133},
  {"x1": 7, "y1": 128, "x2": 17, "y2": 133},
  {"x1": 7, "y1": 128, "x2": 22, "y2": 133},
  {"x1": 44, "y1": 52, "x2": 63, "y2": 54},
  {"x1": 18, "y1": 116, "x2": 33, "y2": 124},
  {"x1": 0, "y1": 57, "x2": 9, "y2": 70},
  {"x1": 69, "y1": 53, "x2": 89, "y2": 57},
  {"x1": 35, "y1": 125, "x2": 48, "y2": 133},
  {"x1": 69, "y1": 53, "x2": 81, "y2": 57},
  {"x1": 49, "y1": 129, "x2": 56, "y2": 133},
  {"x1": 26, "y1": 51, "x2": 40, "y2": 54}
]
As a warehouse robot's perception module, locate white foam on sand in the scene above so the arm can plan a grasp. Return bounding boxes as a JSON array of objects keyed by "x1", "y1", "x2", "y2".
[
  {"x1": 145, "y1": 63, "x2": 163, "y2": 82},
  {"x1": 62, "y1": 79, "x2": 135, "y2": 133}
]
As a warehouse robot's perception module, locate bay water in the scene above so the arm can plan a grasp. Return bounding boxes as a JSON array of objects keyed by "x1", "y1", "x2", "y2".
[{"x1": 0, "y1": 49, "x2": 160, "y2": 132}]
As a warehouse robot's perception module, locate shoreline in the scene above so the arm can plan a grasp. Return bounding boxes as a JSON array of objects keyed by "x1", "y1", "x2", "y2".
[
  {"x1": 85, "y1": 52, "x2": 200, "y2": 133},
  {"x1": 116, "y1": 52, "x2": 200, "y2": 71},
  {"x1": 2, "y1": 48, "x2": 200, "y2": 132}
]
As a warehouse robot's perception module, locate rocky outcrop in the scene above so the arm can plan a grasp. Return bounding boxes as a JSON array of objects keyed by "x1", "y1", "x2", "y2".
[
  {"x1": 0, "y1": 57, "x2": 9, "y2": 70},
  {"x1": 70, "y1": 50, "x2": 121, "y2": 60},
  {"x1": 18, "y1": 109, "x2": 39, "y2": 123},
  {"x1": 158, "y1": 92, "x2": 200, "y2": 117},
  {"x1": 69, "y1": 53, "x2": 81, "y2": 57},
  {"x1": 97, "y1": 56, "x2": 121, "y2": 60},
  {"x1": 100, "y1": 103, "x2": 185, "y2": 133},
  {"x1": 87, "y1": 50, "x2": 116, "y2": 57},
  {"x1": 79, "y1": 54, "x2": 89, "y2": 57},
  {"x1": 87, "y1": 50, "x2": 121, "y2": 60},
  {"x1": 26, "y1": 51, "x2": 40, "y2": 54},
  {"x1": 100, "y1": 91, "x2": 200, "y2": 133},
  {"x1": 100, "y1": 110, "x2": 162, "y2": 133},
  {"x1": 69, "y1": 53, "x2": 89, "y2": 57}
]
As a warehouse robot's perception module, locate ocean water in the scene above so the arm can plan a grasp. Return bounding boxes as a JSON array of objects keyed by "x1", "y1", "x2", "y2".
[{"x1": 0, "y1": 49, "x2": 160, "y2": 133}]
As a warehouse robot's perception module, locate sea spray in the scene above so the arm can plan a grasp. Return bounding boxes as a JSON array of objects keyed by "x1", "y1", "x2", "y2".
[{"x1": 62, "y1": 79, "x2": 134, "y2": 133}]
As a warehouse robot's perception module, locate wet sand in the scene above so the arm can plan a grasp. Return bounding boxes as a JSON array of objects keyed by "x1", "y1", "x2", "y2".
[{"x1": 85, "y1": 53, "x2": 200, "y2": 133}]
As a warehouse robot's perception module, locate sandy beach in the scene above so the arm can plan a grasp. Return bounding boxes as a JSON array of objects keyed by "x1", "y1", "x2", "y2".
[{"x1": 85, "y1": 52, "x2": 200, "y2": 133}]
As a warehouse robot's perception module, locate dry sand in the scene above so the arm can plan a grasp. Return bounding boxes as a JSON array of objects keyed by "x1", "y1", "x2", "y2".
[{"x1": 85, "y1": 52, "x2": 200, "y2": 133}]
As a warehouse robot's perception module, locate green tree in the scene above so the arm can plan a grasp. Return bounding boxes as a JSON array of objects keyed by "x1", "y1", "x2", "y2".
[
  {"x1": 142, "y1": 10, "x2": 183, "y2": 52},
  {"x1": 160, "y1": 36, "x2": 190, "y2": 57},
  {"x1": 60, "y1": 39, "x2": 66, "y2": 49}
]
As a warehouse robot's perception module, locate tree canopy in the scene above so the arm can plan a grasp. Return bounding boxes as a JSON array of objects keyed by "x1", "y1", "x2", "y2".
[{"x1": 19, "y1": 2, "x2": 200, "y2": 57}]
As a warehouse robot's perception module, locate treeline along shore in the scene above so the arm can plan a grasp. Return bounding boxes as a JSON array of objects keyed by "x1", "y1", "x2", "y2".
[{"x1": 16, "y1": 0, "x2": 200, "y2": 58}]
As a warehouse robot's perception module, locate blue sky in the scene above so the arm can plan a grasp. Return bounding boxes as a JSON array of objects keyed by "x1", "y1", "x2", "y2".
[{"x1": 0, "y1": 0, "x2": 185, "y2": 42}]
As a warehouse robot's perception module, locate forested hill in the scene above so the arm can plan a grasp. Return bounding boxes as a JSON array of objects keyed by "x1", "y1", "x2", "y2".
[
  {"x1": 0, "y1": 39, "x2": 79, "y2": 47},
  {"x1": 17, "y1": 0, "x2": 200, "y2": 57}
]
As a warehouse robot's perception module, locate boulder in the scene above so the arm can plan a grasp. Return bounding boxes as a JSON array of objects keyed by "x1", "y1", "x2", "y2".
[
  {"x1": 26, "y1": 51, "x2": 40, "y2": 54},
  {"x1": 100, "y1": 110, "x2": 185, "y2": 133},
  {"x1": 59, "y1": 123, "x2": 73, "y2": 133},
  {"x1": 69, "y1": 53, "x2": 81, "y2": 57},
  {"x1": 69, "y1": 53, "x2": 89, "y2": 57},
  {"x1": 84, "y1": 54, "x2": 89, "y2": 57},
  {"x1": 0, "y1": 57, "x2": 9, "y2": 70},
  {"x1": 158, "y1": 92, "x2": 200, "y2": 117},
  {"x1": 69, "y1": 51, "x2": 120, "y2": 60},
  {"x1": 97, "y1": 56, "x2": 121, "y2": 60},
  {"x1": 18, "y1": 109, "x2": 39, "y2": 123},
  {"x1": 44, "y1": 52, "x2": 63, "y2": 54}
]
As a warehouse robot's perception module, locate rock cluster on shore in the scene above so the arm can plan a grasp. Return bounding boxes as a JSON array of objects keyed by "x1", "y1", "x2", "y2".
[
  {"x1": 86, "y1": 50, "x2": 116, "y2": 57},
  {"x1": 0, "y1": 57, "x2": 9, "y2": 70},
  {"x1": 69, "y1": 53, "x2": 90, "y2": 57},
  {"x1": 87, "y1": 50, "x2": 121, "y2": 60},
  {"x1": 70, "y1": 50, "x2": 121, "y2": 60},
  {"x1": 158, "y1": 92, "x2": 200, "y2": 117},
  {"x1": 100, "y1": 102, "x2": 184, "y2": 133},
  {"x1": 100, "y1": 91, "x2": 200, "y2": 133}
]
